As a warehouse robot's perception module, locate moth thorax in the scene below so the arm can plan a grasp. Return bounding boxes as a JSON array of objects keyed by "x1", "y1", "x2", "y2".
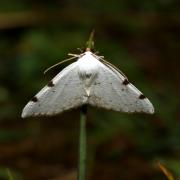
[{"x1": 78, "y1": 70, "x2": 98, "y2": 96}]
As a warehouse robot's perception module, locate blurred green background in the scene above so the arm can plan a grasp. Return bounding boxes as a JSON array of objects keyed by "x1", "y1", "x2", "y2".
[{"x1": 0, "y1": 0, "x2": 179, "y2": 179}]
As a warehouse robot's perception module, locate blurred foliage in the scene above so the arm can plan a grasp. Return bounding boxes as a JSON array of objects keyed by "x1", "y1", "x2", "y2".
[
  {"x1": 157, "y1": 161, "x2": 174, "y2": 180},
  {"x1": 0, "y1": 0, "x2": 179, "y2": 179}
]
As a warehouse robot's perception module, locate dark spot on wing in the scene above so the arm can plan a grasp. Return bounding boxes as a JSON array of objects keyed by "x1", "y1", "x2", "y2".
[
  {"x1": 139, "y1": 94, "x2": 146, "y2": 99},
  {"x1": 94, "y1": 82, "x2": 100, "y2": 85},
  {"x1": 47, "y1": 81, "x2": 55, "y2": 87},
  {"x1": 31, "y1": 96, "x2": 38, "y2": 102},
  {"x1": 122, "y1": 79, "x2": 129, "y2": 85}
]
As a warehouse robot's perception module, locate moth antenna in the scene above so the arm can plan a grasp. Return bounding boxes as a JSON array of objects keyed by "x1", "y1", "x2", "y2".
[
  {"x1": 95, "y1": 51, "x2": 99, "y2": 54},
  {"x1": 77, "y1": 48, "x2": 84, "y2": 53},
  {"x1": 44, "y1": 56, "x2": 77, "y2": 74},
  {"x1": 97, "y1": 56, "x2": 128, "y2": 79},
  {"x1": 68, "y1": 53, "x2": 81, "y2": 57}
]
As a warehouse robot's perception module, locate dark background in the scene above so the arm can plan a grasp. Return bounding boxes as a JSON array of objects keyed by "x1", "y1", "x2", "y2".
[{"x1": 0, "y1": 0, "x2": 179, "y2": 179}]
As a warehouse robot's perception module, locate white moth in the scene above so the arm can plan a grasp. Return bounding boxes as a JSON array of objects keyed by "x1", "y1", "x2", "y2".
[{"x1": 22, "y1": 50, "x2": 154, "y2": 118}]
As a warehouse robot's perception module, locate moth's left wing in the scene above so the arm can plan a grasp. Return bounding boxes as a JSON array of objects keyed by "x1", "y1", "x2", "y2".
[{"x1": 22, "y1": 62, "x2": 86, "y2": 118}]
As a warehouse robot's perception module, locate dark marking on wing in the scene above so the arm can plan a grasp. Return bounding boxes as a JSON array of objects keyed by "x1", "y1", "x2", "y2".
[
  {"x1": 94, "y1": 82, "x2": 100, "y2": 85},
  {"x1": 47, "y1": 81, "x2": 55, "y2": 87},
  {"x1": 31, "y1": 96, "x2": 38, "y2": 102},
  {"x1": 139, "y1": 94, "x2": 146, "y2": 99},
  {"x1": 122, "y1": 79, "x2": 129, "y2": 85},
  {"x1": 79, "y1": 72, "x2": 92, "y2": 80},
  {"x1": 85, "y1": 73, "x2": 92, "y2": 79}
]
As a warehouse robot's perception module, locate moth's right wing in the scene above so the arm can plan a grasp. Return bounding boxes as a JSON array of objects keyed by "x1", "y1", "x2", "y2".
[
  {"x1": 88, "y1": 62, "x2": 154, "y2": 114},
  {"x1": 22, "y1": 63, "x2": 86, "y2": 118}
]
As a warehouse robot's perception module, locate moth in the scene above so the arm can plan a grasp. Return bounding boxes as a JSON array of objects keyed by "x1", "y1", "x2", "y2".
[{"x1": 22, "y1": 48, "x2": 154, "y2": 118}]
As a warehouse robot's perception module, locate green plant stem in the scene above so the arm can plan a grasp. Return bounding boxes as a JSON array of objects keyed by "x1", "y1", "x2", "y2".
[
  {"x1": 78, "y1": 105, "x2": 87, "y2": 180},
  {"x1": 6, "y1": 168, "x2": 14, "y2": 180},
  {"x1": 86, "y1": 30, "x2": 95, "y2": 51}
]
